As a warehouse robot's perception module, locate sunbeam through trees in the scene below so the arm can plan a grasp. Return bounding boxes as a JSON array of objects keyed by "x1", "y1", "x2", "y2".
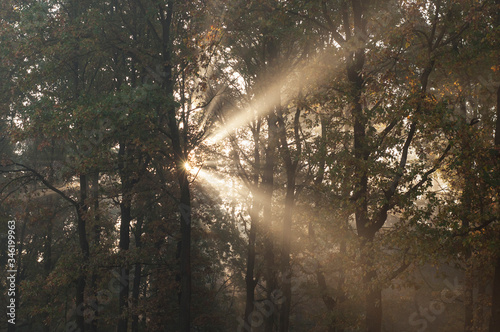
[{"x1": 0, "y1": 0, "x2": 499, "y2": 331}]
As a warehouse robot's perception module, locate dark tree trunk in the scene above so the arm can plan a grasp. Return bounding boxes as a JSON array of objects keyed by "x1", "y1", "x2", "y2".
[
  {"x1": 177, "y1": 175, "x2": 192, "y2": 331},
  {"x1": 488, "y1": 84, "x2": 500, "y2": 332},
  {"x1": 117, "y1": 143, "x2": 132, "y2": 332},
  {"x1": 278, "y1": 172, "x2": 294, "y2": 332},
  {"x1": 460, "y1": 100, "x2": 474, "y2": 332},
  {"x1": 310, "y1": 220, "x2": 348, "y2": 332},
  {"x1": 277, "y1": 104, "x2": 300, "y2": 332},
  {"x1": 116, "y1": 214, "x2": 131, "y2": 332},
  {"x1": 131, "y1": 215, "x2": 144, "y2": 332},
  {"x1": 464, "y1": 266, "x2": 474, "y2": 332},
  {"x1": 348, "y1": 45, "x2": 383, "y2": 332},
  {"x1": 77, "y1": 175, "x2": 90, "y2": 332},
  {"x1": 263, "y1": 112, "x2": 278, "y2": 332},
  {"x1": 489, "y1": 256, "x2": 500, "y2": 332},
  {"x1": 365, "y1": 284, "x2": 382, "y2": 332},
  {"x1": 159, "y1": 2, "x2": 192, "y2": 330},
  {"x1": 244, "y1": 127, "x2": 261, "y2": 329},
  {"x1": 43, "y1": 216, "x2": 53, "y2": 332},
  {"x1": 244, "y1": 204, "x2": 259, "y2": 328},
  {"x1": 343, "y1": 0, "x2": 383, "y2": 329},
  {"x1": 69, "y1": 0, "x2": 92, "y2": 330},
  {"x1": 91, "y1": 171, "x2": 100, "y2": 332}
]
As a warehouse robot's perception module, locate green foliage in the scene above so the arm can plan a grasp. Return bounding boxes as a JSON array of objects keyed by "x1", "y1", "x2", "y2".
[{"x1": 0, "y1": 0, "x2": 498, "y2": 331}]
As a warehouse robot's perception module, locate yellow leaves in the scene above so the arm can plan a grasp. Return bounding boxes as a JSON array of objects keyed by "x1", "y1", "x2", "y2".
[
  {"x1": 491, "y1": 65, "x2": 499, "y2": 72},
  {"x1": 453, "y1": 81, "x2": 462, "y2": 92},
  {"x1": 200, "y1": 25, "x2": 222, "y2": 45}
]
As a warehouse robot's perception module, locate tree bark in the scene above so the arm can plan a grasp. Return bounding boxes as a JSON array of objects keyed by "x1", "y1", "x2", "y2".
[
  {"x1": 91, "y1": 171, "x2": 100, "y2": 332},
  {"x1": 262, "y1": 31, "x2": 282, "y2": 332},
  {"x1": 277, "y1": 104, "x2": 300, "y2": 332},
  {"x1": 117, "y1": 143, "x2": 132, "y2": 332},
  {"x1": 263, "y1": 112, "x2": 278, "y2": 332},
  {"x1": 278, "y1": 170, "x2": 295, "y2": 332},
  {"x1": 177, "y1": 173, "x2": 192, "y2": 332},
  {"x1": 244, "y1": 203, "x2": 259, "y2": 329},
  {"x1": 76, "y1": 174, "x2": 90, "y2": 332},
  {"x1": 160, "y1": 2, "x2": 192, "y2": 330},
  {"x1": 489, "y1": 255, "x2": 500, "y2": 332},
  {"x1": 488, "y1": 84, "x2": 500, "y2": 332},
  {"x1": 460, "y1": 99, "x2": 474, "y2": 332},
  {"x1": 131, "y1": 215, "x2": 144, "y2": 332},
  {"x1": 244, "y1": 127, "x2": 261, "y2": 328}
]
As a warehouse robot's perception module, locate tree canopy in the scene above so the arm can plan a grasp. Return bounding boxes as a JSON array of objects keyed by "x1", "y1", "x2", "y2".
[{"x1": 0, "y1": 0, "x2": 498, "y2": 331}]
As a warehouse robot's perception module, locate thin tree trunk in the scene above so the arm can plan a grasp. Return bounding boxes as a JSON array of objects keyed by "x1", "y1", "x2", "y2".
[
  {"x1": 90, "y1": 171, "x2": 100, "y2": 332},
  {"x1": 460, "y1": 99, "x2": 474, "y2": 332},
  {"x1": 43, "y1": 216, "x2": 53, "y2": 332},
  {"x1": 464, "y1": 264, "x2": 474, "y2": 332},
  {"x1": 263, "y1": 112, "x2": 278, "y2": 332},
  {"x1": 70, "y1": 0, "x2": 92, "y2": 330},
  {"x1": 117, "y1": 142, "x2": 132, "y2": 332},
  {"x1": 314, "y1": 114, "x2": 328, "y2": 186},
  {"x1": 131, "y1": 215, "x2": 144, "y2": 332},
  {"x1": 244, "y1": 204, "x2": 259, "y2": 328},
  {"x1": 244, "y1": 127, "x2": 261, "y2": 328},
  {"x1": 279, "y1": 172, "x2": 295, "y2": 332},
  {"x1": 277, "y1": 104, "x2": 300, "y2": 332},
  {"x1": 488, "y1": 84, "x2": 500, "y2": 332},
  {"x1": 77, "y1": 174, "x2": 90, "y2": 332},
  {"x1": 177, "y1": 169, "x2": 192, "y2": 332}
]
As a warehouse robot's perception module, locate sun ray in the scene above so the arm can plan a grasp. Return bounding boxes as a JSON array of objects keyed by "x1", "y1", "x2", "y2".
[
  {"x1": 195, "y1": 168, "x2": 258, "y2": 200},
  {"x1": 205, "y1": 48, "x2": 343, "y2": 143}
]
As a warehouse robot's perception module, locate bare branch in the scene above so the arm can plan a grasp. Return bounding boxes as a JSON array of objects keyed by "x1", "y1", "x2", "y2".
[{"x1": 12, "y1": 162, "x2": 79, "y2": 208}]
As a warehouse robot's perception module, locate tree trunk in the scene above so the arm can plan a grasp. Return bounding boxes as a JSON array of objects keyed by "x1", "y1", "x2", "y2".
[
  {"x1": 244, "y1": 204, "x2": 259, "y2": 328},
  {"x1": 77, "y1": 175, "x2": 90, "y2": 332},
  {"x1": 69, "y1": 1, "x2": 92, "y2": 330},
  {"x1": 488, "y1": 84, "x2": 500, "y2": 332},
  {"x1": 464, "y1": 265, "x2": 474, "y2": 332},
  {"x1": 277, "y1": 104, "x2": 300, "y2": 332},
  {"x1": 316, "y1": 268, "x2": 337, "y2": 332},
  {"x1": 131, "y1": 215, "x2": 144, "y2": 332},
  {"x1": 263, "y1": 112, "x2": 278, "y2": 332},
  {"x1": 459, "y1": 98, "x2": 474, "y2": 332},
  {"x1": 349, "y1": 51, "x2": 383, "y2": 332},
  {"x1": 343, "y1": 0, "x2": 383, "y2": 328},
  {"x1": 117, "y1": 143, "x2": 132, "y2": 332},
  {"x1": 244, "y1": 127, "x2": 261, "y2": 329},
  {"x1": 177, "y1": 177, "x2": 192, "y2": 332},
  {"x1": 489, "y1": 256, "x2": 500, "y2": 332},
  {"x1": 279, "y1": 171, "x2": 295, "y2": 332},
  {"x1": 43, "y1": 216, "x2": 53, "y2": 332},
  {"x1": 365, "y1": 284, "x2": 382, "y2": 332},
  {"x1": 91, "y1": 171, "x2": 100, "y2": 332},
  {"x1": 158, "y1": 1, "x2": 192, "y2": 330}
]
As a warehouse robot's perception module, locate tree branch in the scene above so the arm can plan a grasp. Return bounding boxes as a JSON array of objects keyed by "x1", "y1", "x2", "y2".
[{"x1": 11, "y1": 162, "x2": 79, "y2": 208}]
